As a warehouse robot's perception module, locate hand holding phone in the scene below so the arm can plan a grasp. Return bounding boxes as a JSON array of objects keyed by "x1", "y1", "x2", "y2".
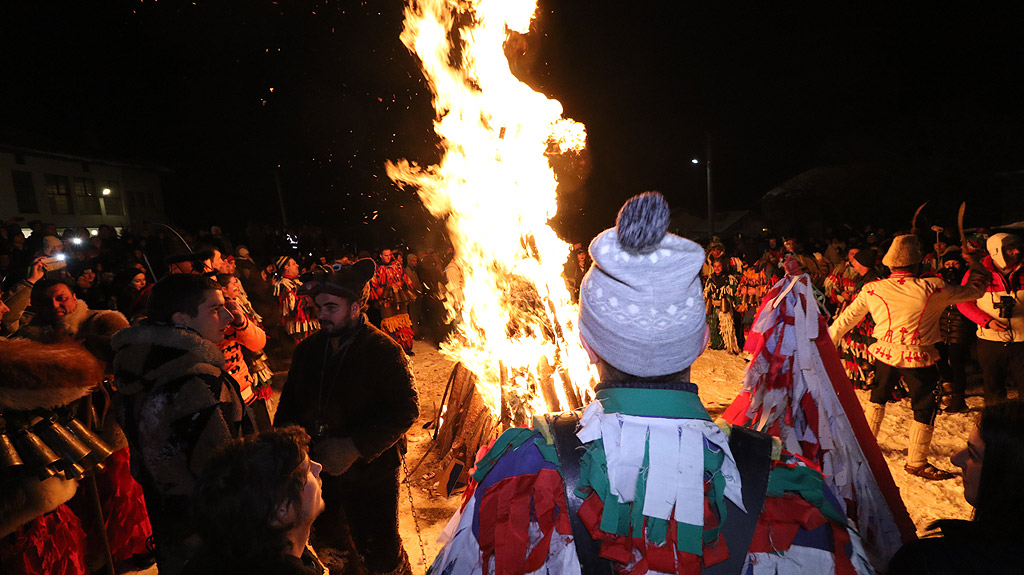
[{"x1": 40, "y1": 254, "x2": 67, "y2": 271}]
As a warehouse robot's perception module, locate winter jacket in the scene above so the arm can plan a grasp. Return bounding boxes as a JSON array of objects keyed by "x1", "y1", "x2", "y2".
[
  {"x1": 938, "y1": 306, "x2": 972, "y2": 344},
  {"x1": 956, "y1": 256, "x2": 1024, "y2": 343},
  {"x1": 830, "y1": 272, "x2": 986, "y2": 368},
  {"x1": 111, "y1": 323, "x2": 255, "y2": 548},
  {"x1": 275, "y1": 314, "x2": 418, "y2": 472}
]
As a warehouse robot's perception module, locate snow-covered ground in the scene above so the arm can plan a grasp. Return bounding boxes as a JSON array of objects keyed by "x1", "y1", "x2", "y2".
[{"x1": 398, "y1": 342, "x2": 976, "y2": 575}]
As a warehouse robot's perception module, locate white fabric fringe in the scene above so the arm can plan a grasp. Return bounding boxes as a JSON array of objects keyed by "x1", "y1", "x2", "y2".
[
  {"x1": 576, "y1": 400, "x2": 746, "y2": 527},
  {"x1": 741, "y1": 274, "x2": 902, "y2": 565}
]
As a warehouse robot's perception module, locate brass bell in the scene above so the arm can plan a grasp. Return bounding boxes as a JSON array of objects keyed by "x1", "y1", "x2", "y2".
[
  {"x1": 65, "y1": 418, "x2": 115, "y2": 467},
  {"x1": 13, "y1": 429, "x2": 60, "y2": 480},
  {"x1": 0, "y1": 432, "x2": 24, "y2": 471},
  {"x1": 62, "y1": 461, "x2": 86, "y2": 480},
  {"x1": 34, "y1": 417, "x2": 93, "y2": 475}
]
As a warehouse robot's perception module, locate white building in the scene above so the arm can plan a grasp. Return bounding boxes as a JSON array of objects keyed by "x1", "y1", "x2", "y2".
[{"x1": 0, "y1": 145, "x2": 168, "y2": 232}]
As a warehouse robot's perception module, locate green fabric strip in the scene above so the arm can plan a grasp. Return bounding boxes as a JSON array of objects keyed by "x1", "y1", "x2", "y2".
[
  {"x1": 471, "y1": 428, "x2": 538, "y2": 483},
  {"x1": 677, "y1": 523, "x2": 703, "y2": 555},
  {"x1": 703, "y1": 444, "x2": 726, "y2": 548},
  {"x1": 766, "y1": 463, "x2": 847, "y2": 525},
  {"x1": 596, "y1": 388, "x2": 711, "y2": 420},
  {"x1": 533, "y1": 437, "x2": 561, "y2": 468},
  {"x1": 575, "y1": 426, "x2": 730, "y2": 556}
]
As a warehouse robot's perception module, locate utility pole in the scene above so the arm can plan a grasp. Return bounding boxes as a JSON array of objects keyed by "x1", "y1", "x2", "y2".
[{"x1": 706, "y1": 133, "x2": 714, "y2": 237}]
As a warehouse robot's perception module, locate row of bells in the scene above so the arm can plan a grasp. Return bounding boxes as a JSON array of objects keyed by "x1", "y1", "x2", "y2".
[{"x1": 1, "y1": 414, "x2": 115, "y2": 481}]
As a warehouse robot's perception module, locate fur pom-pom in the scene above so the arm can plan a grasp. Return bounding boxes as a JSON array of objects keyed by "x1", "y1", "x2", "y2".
[{"x1": 616, "y1": 191, "x2": 670, "y2": 254}]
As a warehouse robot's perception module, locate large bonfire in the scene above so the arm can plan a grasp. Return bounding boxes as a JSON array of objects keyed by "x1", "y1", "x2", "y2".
[{"x1": 387, "y1": 0, "x2": 594, "y2": 427}]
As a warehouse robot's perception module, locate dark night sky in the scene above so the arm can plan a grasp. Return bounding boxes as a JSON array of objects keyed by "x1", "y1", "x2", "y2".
[{"x1": 4, "y1": 1, "x2": 1024, "y2": 246}]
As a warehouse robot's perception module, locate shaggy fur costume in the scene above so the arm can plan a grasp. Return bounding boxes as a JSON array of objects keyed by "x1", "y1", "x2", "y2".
[
  {"x1": 0, "y1": 339, "x2": 103, "y2": 554},
  {"x1": 0, "y1": 339, "x2": 103, "y2": 411}
]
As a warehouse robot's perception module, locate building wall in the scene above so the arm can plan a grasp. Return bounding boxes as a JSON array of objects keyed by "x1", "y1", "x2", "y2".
[{"x1": 0, "y1": 150, "x2": 167, "y2": 230}]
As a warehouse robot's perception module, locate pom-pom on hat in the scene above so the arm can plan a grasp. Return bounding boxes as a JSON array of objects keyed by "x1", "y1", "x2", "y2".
[
  {"x1": 882, "y1": 234, "x2": 923, "y2": 268},
  {"x1": 579, "y1": 191, "x2": 707, "y2": 377}
]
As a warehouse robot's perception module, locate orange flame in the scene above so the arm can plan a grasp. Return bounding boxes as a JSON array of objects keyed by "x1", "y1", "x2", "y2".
[{"x1": 388, "y1": 0, "x2": 595, "y2": 423}]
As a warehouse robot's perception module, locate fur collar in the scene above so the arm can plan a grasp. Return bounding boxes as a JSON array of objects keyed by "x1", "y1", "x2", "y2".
[
  {"x1": 0, "y1": 339, "x2": 104, "y2": 410},
  {"x1": 112, "y1": 323, "x2": 226, "y2": 392},
  {"x1": 23, "y1": 300, "x2": 126, "y2": 336}
]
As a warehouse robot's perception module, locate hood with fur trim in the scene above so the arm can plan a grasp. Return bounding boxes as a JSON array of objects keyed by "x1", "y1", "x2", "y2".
[
  {"x1": 0, "y1": 338, "x2": 104, "y2": 411},
  {"x1": 111, "y1": 323, "x2": 226, "y2": 396}
]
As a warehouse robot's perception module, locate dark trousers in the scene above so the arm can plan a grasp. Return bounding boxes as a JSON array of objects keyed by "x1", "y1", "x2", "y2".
[
  {"x1": 935, "y1": 341, "x2": 970, "y2": 397},
  {"x1": 977, "y1": 339, "x2": 1024, "y2": 406},
  {"x1": 871, "y1": 363, "x2": 939, "y2": 424},
  {"x1": 316, "y1": 460, "x2": 404, "y2": 574}
]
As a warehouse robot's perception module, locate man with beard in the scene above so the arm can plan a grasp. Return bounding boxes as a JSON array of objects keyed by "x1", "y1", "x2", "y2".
[{"x1": 275, "y1": 259, "x2": 418, "y2": 575}]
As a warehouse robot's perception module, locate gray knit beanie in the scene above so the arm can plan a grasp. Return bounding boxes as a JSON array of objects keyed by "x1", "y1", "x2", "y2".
[{"x1": 579, "y1": 192, "x2": 707, "y2": 377}]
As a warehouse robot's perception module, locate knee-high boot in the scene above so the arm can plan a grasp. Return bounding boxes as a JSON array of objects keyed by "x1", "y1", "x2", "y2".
[
  {"x1": 905, "y1": 421, "x2": 954, "y2": 480},
  {"x1": 865, "y1": 402, "x2": 886, "y2": 437}
]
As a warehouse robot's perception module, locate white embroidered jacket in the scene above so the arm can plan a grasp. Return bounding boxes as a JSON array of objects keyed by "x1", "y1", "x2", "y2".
[{"x1": 829, "y1": 272, "x2": 985, "y2": 368}]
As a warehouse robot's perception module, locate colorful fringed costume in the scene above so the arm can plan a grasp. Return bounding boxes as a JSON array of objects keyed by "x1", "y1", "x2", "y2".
[
  {"x1": 430, "y1": 384, "x2": 873, "y2": 575},
  {"x1": 274, "y1": 275, "x2": 319, "y2": 343},
  {"x1": 368, "y1": 261, "x2": 416, "y2": 354},
  {"x1": 737, "y1": 260, "x2": 780, "y2": 337},
  {"x1": 703, "y1": 272, "x2": 741, "y2": 354},
  {"x1": 824, "y1": 262, "x2": 877, "y2": 389},
  {"x1": 722, "y1": 273, "x2": 915, "y2": 568}
]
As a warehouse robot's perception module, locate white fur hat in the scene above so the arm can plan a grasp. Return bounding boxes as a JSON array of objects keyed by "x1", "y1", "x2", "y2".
[{"x1": 882, "y1": 234, "x2": 922, "y2": 268}]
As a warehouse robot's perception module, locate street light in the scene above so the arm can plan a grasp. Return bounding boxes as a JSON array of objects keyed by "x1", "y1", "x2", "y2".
[{"x1": 102, "y1": 188, "x2": 112, "y2": 196}]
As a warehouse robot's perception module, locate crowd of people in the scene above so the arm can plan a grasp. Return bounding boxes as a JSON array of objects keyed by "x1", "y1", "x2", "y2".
[
  {"x1": 0, "y1": 219, "x2": 453, "y2": 575},
  {"x1": 694, "y1": 227, "x2": 1023, "y2": 413},
  {"x1": 0, "y1": 200, "x2": 1021, "y2": 575}
]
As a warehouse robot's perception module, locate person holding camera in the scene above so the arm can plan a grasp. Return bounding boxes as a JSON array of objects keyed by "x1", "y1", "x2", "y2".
[
  {"x1": 957, "y1": 233, "x2": 1024, "y2": 407},
  {"x1": 275, "y1": 259, "x2": 418, "y2": 575}
]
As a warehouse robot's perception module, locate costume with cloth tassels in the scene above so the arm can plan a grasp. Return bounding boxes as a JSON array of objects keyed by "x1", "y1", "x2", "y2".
[
  {"x1": 0, "y1": 339, "x2": 133, "y2": 575},
  {"x1": 368, "y1": 260, "x2": 416, "y2": 353},
  {"x1": 430, "y1": 385, "x2": 873, "y2": 575},
  {"x1": 737, "y1": 258, "x2": 779, "y2": 338},
  {"x1": 274, "y1": 274, "x2": 319, "y2": 343},
  {"x1": 824, "y1": 260, "x2": 877, "y2": 389},
  {"x1": 703, "y1": 271, "x2": 741, "y2": 354},
  {"x1": 722, "y1": 265, "x2": 916, "y2": 569}
]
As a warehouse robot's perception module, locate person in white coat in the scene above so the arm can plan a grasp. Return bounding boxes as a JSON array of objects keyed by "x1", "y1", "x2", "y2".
[{"x1": 830, "y1": 234, "x2": 987, "y2": 480}]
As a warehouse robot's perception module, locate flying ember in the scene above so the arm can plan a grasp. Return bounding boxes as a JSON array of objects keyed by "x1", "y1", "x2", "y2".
[{"x1": 387, "y1": 0, "x2": 595, "y2": 424}]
